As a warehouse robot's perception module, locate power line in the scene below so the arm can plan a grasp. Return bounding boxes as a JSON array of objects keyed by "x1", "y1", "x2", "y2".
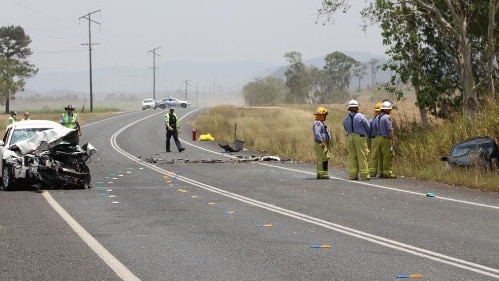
[
  {"x1": 79, "y1": 10, "x2": 101, "y2": 113},
  {"x1": 147, "y1": 47, "x2": 161, "y2": 100}
]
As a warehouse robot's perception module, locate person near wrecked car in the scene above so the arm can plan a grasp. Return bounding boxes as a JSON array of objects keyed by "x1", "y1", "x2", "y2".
[
  {"x1": 313, "y1": 106, "x2": 331, "y2": 179},
  {"x1": 60, "y1": 104, "x2": 82, "y2": 136},
  {"x1": 164, "y1": 108, "x2": 185, "y2": 153},
  {"x1": 368, "y1": 102, "x2": 382, "y2": 178},
  {"x1": 342, "y1": 99, "x2": 371, "y2": 181},
  {"x1": 8, "y1": 111, "x2": 17, "y2": 124},
  {"x1": 372, "y1": 101, "x2": 396, "y2": 178},
  {"x1": 21, "y1": 111, "x2": 31, "y2": 121}
]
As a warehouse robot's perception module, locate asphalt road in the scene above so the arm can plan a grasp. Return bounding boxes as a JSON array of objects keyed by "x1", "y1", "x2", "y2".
[{"x1": 1, "y1": 107, "x2": 498, "y2": 281}]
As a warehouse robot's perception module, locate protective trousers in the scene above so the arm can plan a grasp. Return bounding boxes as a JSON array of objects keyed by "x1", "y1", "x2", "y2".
[
  {"x1": 378, "y1": 137, "x2": 396, "y2": 178},
  {"x1": 314, "y1": 141, "x2": 329, "y2": 179},
  {"x1": 346, "y1": 134, "x2": 370, "y2": 180},
  {"x1": 368, "y1": 136, "x2": 381, "y2": 177}
]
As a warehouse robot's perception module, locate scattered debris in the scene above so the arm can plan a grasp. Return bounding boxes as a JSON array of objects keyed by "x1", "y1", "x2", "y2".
[
  {"x1": 218, "y1": 140, "x2": 245, "y2": 152},
  {"x1": 139, "y1": 153, "x2": 295, "y2": 164},
  {"x1": 144, "y1": 157, "x2": 174, "y2": 164},
  {"x1": 310, "y1": 244, "x2": 330, "y2": 249}
]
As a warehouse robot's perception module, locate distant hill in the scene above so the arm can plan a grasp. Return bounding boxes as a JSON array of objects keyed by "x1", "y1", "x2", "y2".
[{"x1": 23, "y1": 51, "x2": 390, "y2": 100}]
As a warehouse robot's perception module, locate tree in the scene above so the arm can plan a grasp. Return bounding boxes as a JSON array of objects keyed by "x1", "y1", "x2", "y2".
[
  {"x1": 352, "y1": 62, "x2": 367, "y2": 92},
  {"x1": 0, "y1": 25, "x2": 38, "y2": 113},
  {"x1": 242, "y1": 77, "x2": 288, "y2": 106},
  {"x1": 368, "y1": 58, "x2": 380, "y2": 88},
  {"x1": 284, "y1": 51, "x2": 310, "y2": 103},
  {"x1": 322, "y1": 51, "x2": 357, "y2": 103},
  {"x1": 318, "y1": 0, "x2": 499, "y2": 118}
]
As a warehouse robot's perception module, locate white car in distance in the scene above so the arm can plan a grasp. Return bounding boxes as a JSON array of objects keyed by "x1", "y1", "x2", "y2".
[{"x1": 142, "y1": 98, "x2": 156, "y2": 110}]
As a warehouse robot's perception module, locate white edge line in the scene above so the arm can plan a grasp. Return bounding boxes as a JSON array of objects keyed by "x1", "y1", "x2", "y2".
[{"x1": 42, "y1": 191, "x2": 141, "y2": 281}]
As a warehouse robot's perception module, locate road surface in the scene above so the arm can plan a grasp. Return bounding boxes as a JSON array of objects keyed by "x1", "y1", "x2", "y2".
[{"x1": 1, "y1": 108, "x2": 498, "y2": 281}]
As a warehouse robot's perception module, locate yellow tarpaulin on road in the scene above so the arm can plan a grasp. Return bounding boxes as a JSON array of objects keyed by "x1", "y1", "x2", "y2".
[{"x1": 198, "y1": 133, "x2": 215, "y2": 141}]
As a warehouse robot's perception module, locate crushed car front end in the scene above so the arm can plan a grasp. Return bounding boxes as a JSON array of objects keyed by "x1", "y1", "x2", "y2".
[{"x1": 3, "y1": 125, "x2": 97, "y2": 190}]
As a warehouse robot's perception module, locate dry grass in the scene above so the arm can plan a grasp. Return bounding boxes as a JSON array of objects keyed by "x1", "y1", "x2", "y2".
[{"x1": 195, "y1": 98, "x2": 499, "y2": 192}]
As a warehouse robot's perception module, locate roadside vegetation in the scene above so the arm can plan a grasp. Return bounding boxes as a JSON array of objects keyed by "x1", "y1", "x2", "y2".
[{"x1": 194, "y1": 99, "x2": 499, "y2": 193}]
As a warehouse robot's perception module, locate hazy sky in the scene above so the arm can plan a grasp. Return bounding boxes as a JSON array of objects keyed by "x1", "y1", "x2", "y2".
[{"x1": 2, "y1": 0, "x2": 386, "y2": 73}]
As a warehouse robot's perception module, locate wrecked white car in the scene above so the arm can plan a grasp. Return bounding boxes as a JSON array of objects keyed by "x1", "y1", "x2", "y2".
[{"x1": 0, "y1": 120, "x2": 97, "y2": 190}]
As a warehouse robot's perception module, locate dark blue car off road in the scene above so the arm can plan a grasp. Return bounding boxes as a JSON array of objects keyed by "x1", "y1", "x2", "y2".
[{"x1": 440, "y1": 136, "x2": 499, "y2": 170}]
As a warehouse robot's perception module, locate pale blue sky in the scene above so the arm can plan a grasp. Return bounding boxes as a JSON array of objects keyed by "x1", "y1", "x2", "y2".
[{"x1": 2, "y1": 0, "x2": 386, "y2": 73}]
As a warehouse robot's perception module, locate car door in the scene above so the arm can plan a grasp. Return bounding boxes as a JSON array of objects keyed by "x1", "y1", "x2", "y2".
[{"x1": 0, "y1": 126, "x2": 14, "y2": 179}]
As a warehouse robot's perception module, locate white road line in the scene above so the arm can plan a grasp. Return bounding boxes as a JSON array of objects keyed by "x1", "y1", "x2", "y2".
[
  {"x1": 256, "y1": 162, "x2": 499, "y2": 210},
  {"x1": 42, "y1": 191, "x2": 141, "y2": 281},
  {"x1": 109, "y1": 109, "x2": 499, "y2": 279}
]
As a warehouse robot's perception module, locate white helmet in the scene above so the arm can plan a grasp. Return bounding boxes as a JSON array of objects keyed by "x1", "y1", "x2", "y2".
[
  {"x1": 347, "y1": 99, "x2": 360, "y2": 108},
  {"x1": 380, "y1": 101, "x2": 392, "y2": 110}
]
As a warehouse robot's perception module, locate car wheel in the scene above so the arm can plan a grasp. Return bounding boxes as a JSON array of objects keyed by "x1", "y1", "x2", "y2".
[
  {"x1": 181, "y1": 103, "x2": 187, "y2": 108},
  {"x1": 160, "y1": 104, "x2": 166, "y2": 109},
  {"x1": 2, "y1": 165, "x2": 14, "y2": 191},
  {"x1": 142, "y1": 107, "x2": 146, "y2": 110}
]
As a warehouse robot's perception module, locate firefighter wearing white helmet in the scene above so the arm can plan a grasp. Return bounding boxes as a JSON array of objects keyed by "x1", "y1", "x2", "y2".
[
  {"x1": 342, "y1": 99, "x2": 371, "y2": 180},
  {"x1": 368, "y1": 102, "x2": 383, "y2": 177},
  {"x1": 313, "y1": 106, "x2": 331, "y2": 179},
  {"x1": 372, "y1": 101, "x2": 396, "y2": 178}
]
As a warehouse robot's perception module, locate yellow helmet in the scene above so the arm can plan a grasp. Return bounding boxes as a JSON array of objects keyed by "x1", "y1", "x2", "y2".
[
  {"x1": 314, "y1": 106, "x2": 328, "y2": 115},
  {"x1": 374, "y1": 102, "x2": 382, "y2": 112}
]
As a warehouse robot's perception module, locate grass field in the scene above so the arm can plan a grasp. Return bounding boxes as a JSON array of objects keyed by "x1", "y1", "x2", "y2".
[{"x1": 194, "y1": 94, "x2": 499, "y2": 192}]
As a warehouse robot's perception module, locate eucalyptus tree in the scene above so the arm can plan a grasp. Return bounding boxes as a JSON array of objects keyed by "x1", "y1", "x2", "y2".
[
  {"x1": 368, "y1": 58, "x2": 380, "y2": 88},
  {"x1": 318, "y1": 0, "x2": 499, "y2": 118},
  {"x1": 364, "y1": 0, "x2": 461, "y2": 125},
  {"x1": 309, "y1": 66, "x2": 329, "y2": 104},
  {"x1": 352, "y1": 61, "x2": 368, "y2": 92},
  {"x1": 242, "y1": 76, "x2": 288, "y2": 106},
  {"x1": 284, "y1": 51, "x2": 311, "y2": 104},
  {"x1": 0, "y1": 25, "x2": 38, "y2": 113},
  {"x1": 322, "y1": 51, "x2": 357, "y2": 103}
]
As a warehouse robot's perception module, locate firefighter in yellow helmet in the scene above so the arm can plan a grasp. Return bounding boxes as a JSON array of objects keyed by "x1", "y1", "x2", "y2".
[
  {"x1": 313, "y1": 106, "x2": 331, "y2": 179},
  {"x1": 342, "y1": 99, "x2": 371, "y2": 180},
  {"x1": 372, "y1": 101, "x2": 396, "y2": 178},
  {"x1": 368, "y1": 102, "x2": 383, "y2": 177}
]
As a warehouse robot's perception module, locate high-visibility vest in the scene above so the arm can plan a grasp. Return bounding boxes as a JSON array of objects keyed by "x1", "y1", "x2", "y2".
[
  {"x1": 164, "y1": 113, "x2": 179, "y2": 129},
  {"x1": 62, "y1": 113, "x2": 78, "y2": 129}
]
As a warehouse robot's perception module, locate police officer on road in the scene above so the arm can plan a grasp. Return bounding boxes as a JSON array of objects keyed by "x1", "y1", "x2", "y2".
[
  {"x1": 60, "y1": 105, "x2": 82, "y2": 136},
  {"x1": 164, "y1": 108, "x2": 185, "y2": 153},
  {"x1": 342, "y1": 99, "x2": 371, "y2": 180},
  {"x1": 8, "y1": 111, "x2": 17, "y2": 124}
]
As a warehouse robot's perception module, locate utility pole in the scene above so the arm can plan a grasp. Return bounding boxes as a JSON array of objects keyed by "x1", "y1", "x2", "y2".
[
  {"x1": 148, "y1": 47, "x2": 161, "y2": 100},
  {"x1": 79, "y1": 10, "x2": 101, "y2": 113},
  {"x1": 182, "y1": 79, "x2": 191, "y2": 101}
]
